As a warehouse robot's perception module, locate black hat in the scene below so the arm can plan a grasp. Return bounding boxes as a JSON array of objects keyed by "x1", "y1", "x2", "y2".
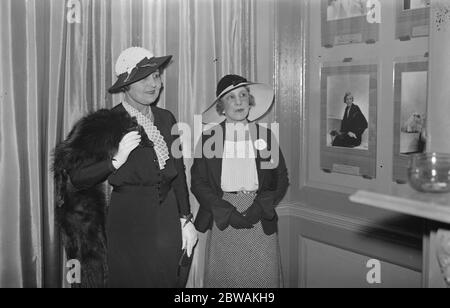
[{"x1": 215, "y1": 74, "x2": 249, "y2": 98}]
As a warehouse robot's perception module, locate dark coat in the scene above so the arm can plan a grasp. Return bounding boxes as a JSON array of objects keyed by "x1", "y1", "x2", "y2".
[
  {"x1": 340, "y1": 104, "x2": 368, "y2": 140},
  {"x1": 191, "y1": 121, "x2": 289, "y2": 236},
  {"x1": 53, "y1": 104, "x2": 190, "y2": 288},
  {"x1": 332, "y1": 103, "x2": 368, "y2": 148}
]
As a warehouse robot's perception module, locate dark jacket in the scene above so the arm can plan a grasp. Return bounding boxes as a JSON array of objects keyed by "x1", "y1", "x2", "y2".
[
  {"x1": 340, "y1": 104, "x2": 368, "y2": 143},
  {"x1": 53, "y1": 103, "x2": 190, "y2": 288},
  {"x1": 191, "y1": 121, "x2": 289, "y2": 236}
]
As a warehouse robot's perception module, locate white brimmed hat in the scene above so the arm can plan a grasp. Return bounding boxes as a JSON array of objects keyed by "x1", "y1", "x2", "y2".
[{"x1": 109, "y1": 47, "x2": 172, "y2": 94}]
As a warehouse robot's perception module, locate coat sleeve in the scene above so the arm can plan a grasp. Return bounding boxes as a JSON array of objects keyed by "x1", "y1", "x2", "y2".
[
  {"x1": 353, "y1": 108, "x2": 368, "y2": 137},
  {"x1": 69, "y1": 159, "x2": 116, "y2": 190},
  {"x1": 273, "y1": 147, "x2": 289, "y2": 205},
  {"x1": 61, "y1": 108, "x2": 123, "y2": 191},
  {"x1": 191, "y1": 136, "x2": 236, "y2": 231},
  {"x1": 167, "y1": 112, "x2": 191, "y2": 217},
  {"x1": 253, "y1": 132, "x2": 289, "y2": 220}
]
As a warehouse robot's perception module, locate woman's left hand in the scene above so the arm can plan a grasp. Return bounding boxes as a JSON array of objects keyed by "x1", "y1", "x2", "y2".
[{"x1": 180, "y1": 219, "x2": 198, "y2": 257}]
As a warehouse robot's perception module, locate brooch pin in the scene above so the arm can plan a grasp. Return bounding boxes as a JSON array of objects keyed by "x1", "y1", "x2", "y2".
[{"x1": 254, "y1": 139, "x2": 267, "y2": 151}]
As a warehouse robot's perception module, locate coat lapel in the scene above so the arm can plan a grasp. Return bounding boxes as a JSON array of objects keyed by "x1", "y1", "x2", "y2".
[
  {"x1": 250, "y1": 123, "x2": 265, "y2": 191},
  {"x1": 207, "y1": 121, "x2": 226, "y2": 190}
]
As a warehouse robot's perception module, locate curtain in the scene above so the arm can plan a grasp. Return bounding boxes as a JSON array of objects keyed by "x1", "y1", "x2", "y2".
[
  {"x1": 0, "y1": 0, "x2": 259, "y2": 288},
  {"x1": 0, "y1": 0, "x2": 168, "y2": 288},
  {"x1": 0, "y1": 0, "x2": 68, "y2": 288}
]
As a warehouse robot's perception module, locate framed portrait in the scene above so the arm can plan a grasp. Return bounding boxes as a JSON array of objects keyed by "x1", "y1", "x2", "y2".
[
  {"x1": 393, "y1": 58, "x2": 428, "y2": 183},
  {"x1": 321, "y1": 63, "x2": 377, "y2": 179},
  {"x1": 321, "y1": 0, "x2": 379, "y2": 48},
  {"x1": 396, "y1": 0, "x2": 431, "y2": 40}
]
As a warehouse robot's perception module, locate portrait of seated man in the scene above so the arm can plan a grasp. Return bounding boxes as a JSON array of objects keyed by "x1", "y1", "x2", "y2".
[{"x1": 330, "y1": 92, "x2": 368, "y2": 148}]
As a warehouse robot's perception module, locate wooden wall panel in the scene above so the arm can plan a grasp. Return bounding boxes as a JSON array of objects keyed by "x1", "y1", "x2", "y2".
[
  {"x1": 274, "y1": 0, "x2": 426, "y2": 288},
  {"x1": 301, "y1": 237, "x2": 421, "y2": 288}
]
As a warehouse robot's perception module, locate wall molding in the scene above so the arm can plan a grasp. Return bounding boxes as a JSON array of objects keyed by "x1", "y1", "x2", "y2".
[{"x1": 277, "y1": 202, "x2": 422, "y2": 249}]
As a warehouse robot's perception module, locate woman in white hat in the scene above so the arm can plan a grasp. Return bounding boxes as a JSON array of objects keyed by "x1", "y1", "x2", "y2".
[
  {"x1": 54, "y1": 47, "x2": 197, "y2": 288},
  {"x1": 191, "y1": 74, "x2": 289, "y2": 287}
]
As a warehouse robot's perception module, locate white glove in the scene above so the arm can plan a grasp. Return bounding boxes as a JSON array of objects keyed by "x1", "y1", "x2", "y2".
[
  {"x1": 112, "y1": 131, "x2": 141, "y2": 169},
  {"x1": 348, "y1": 132, "x2": 357, "y2": 139},
  {"x1": 180, "y1": 219, "x2": 198, "y2": 257}
]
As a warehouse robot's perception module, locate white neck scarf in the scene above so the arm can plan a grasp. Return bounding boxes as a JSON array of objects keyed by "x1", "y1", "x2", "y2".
[{"x1": 122, "y1": 102, "x2": 170, "y2": 170}]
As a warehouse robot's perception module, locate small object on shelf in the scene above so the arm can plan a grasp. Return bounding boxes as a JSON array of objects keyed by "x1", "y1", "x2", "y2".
[{"x1": 408, "y1": 152, "x2": 450, "y2": 193}]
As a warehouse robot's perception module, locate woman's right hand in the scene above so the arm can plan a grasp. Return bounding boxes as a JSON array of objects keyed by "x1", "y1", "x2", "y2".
[
  {"x1": 112, "y1": 131, "x2": 141, "y2": 169},
  {"x1": 229, "y1": 210, "x2": 253, "y2": 229}
]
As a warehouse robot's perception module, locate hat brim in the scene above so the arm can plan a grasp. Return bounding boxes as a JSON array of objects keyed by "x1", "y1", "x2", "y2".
[
  {"x1": 108, "y1": 55, "x2": 172, "y2": 94},
  {"x1": 202, "y1": 83, "x2": 274, "y2": 124}
]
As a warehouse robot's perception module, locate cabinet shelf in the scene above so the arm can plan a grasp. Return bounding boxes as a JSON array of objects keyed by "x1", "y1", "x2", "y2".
[{"x1": 350, "y1": 186, "x2": 450, "y2": 224}]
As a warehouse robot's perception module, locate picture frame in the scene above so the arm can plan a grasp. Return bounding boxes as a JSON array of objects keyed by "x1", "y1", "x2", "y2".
[
  {"x1": 393, "y1": 57, "x2": 428, "y2": 183},
  {"x1": 320, "y1": 62, "x2": 377, "y2": 179},
  {"x1": 321, "y1": 0, "x2": 379, "y2": 48},
  {"x1": 396, "y1": 0, "x2": 431, "y2": 40}
]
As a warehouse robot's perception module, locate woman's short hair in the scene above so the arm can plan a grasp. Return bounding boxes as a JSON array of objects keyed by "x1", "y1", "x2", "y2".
[
  {"x1": 216, "y1": 86, "x2": 256, "y2": 115},
  {"x1": 120, "y1": 85, "x2": 130, "y2": 93},
  {"x1": 343, "y1": 91, "x2": 353, "y2": 102}
]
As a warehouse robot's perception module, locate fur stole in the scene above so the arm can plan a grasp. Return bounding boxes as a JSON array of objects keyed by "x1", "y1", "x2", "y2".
[{"x1": 53, "y1": 108, "x2": 135, "y2": 288}]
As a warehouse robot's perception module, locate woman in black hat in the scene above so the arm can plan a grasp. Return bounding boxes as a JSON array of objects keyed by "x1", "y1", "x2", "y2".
[
  {"x1": 54, "y1": 47, "x2": 197, "y2": 288},
  {"x1": 191, "y1": 74, "x2": 289, "y2": 287}
]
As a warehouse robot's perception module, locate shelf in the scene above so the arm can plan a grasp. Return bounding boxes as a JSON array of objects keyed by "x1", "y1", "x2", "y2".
[{"x1": 350, "y1": 186, "x2": 450, "y2": 224}]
